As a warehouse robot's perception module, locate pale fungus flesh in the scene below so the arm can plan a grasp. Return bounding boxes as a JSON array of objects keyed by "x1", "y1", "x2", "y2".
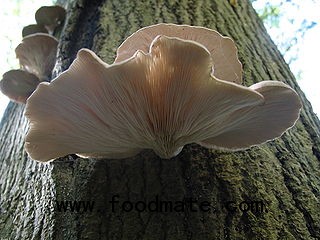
[
  {"x1": 198, "y1": 81, "x2": 302, "y2": 150},
  {"x1": 116, "y1": 23, "x2": 243, "y2": 83},
  {"x1": 24, "y1": 35, "x2": 301, "y2": 162}
]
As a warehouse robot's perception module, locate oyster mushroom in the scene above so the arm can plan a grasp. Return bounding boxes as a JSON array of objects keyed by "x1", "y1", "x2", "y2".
[
  {"x1": 0, "y1": 70, "x2": 40, "y2": 103},
  {"x1": 15, "y1": 33, "x2": 58, "y2": 81},
  {"x1": 116, "y1": 23, "x2": 243, "y2": 83},
  {"x1": 24, "y1": 36, "x2": 301, "y2": 162},
  {"x1": 198, "y1": 81, "x2": 302, "y2": 150},
  {"x1": 22, "y1": 24, "x2": 48, "y2": 37},
  {"x1": 35, "y1": 5, "x2": 66, "y2": 34}
]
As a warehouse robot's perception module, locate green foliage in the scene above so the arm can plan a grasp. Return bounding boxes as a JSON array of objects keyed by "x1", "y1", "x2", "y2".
[
  {"x1": 252, "y1": 0, "x2": 317, "y2": 65},
  {"x1": 257, "y1": 3, "x2": 281, "y2": 27}
]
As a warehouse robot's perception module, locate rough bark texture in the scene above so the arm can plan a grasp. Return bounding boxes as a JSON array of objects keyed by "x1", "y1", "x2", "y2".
[{"x1": 1, "y1": 0, "x2": 320, "y2": 239}]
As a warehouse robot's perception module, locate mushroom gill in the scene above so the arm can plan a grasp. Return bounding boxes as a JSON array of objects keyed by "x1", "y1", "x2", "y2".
[
  {"x1": 24, "y1": 35, "x2": 301, "y2": 162},
  {"x1": 15, "y1": 33, "x2": 58, "y2": 81},
  {"x1": 116, "y1": 23, "x2": 243, "y2": 84}
]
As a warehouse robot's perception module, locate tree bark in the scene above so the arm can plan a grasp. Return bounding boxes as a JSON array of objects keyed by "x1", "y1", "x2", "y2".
[{"x1": 1, "y1": 0, "x2": 320, "y2": 239}]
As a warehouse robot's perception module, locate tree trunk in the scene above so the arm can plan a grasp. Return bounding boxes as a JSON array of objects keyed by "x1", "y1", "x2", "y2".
[{"x1": 1, "y1": 0, "x2": 320, "y2": 239}]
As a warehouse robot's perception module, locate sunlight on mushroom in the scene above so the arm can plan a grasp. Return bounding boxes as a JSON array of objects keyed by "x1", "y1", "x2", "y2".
[
  {"x1": 24, "y1": 34, "x2": 301, "y2": 162},
  {"x1": 15, "y1": 33, "x2": 58, "y2": 81},
  {"x1": 116, "y1": 23, "x2": 242, "y2": 83}
]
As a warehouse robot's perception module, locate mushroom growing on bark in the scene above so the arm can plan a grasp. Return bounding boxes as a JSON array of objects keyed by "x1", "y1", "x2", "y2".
[
  {"x1": 35, "y1": 6, "x2": 66, "y2": 34},
  {"x1": 24, "y1": 34, "x2": 301, "y2": 162},
  {"x1": 15, "y1": 33, "x2": 58, "y2": 81},
  {"x1": 0, "y1": 70, "x2": 40, "y2": 103},
  {"x1": 22, "y1": 24, "x2": 48, "y2": 37}
]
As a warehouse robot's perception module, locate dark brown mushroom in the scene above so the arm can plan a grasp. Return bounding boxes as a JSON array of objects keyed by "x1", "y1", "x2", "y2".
[
  {"x1": 0, "y1": 70, "x2": 40, "y2": 103},
  {"x1": 22, "y1": 24, "x2": 48, "y2": 37},
  {"x1": 35, "y1": 5, "x2": 66, "y2": 34}
]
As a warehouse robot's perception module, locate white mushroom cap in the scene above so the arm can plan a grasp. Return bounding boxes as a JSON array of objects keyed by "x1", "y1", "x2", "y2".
[
  {"x1": 35, "y1": 6, "x2": 66, "y2": 33},
  {"x1": 22, "y1": 24, "x2": 48, "y2": 37},
  {"x1": 15, "y1": 33, "x2": 58, "y2": 81},
  {"x1": 115, "y1": 23, "x2": 242, "y2": 83},
  {"x1": 0, "y1": 70, "x2": 40, "y2": 103},
  {"x1": 25, "y1": 36, "x2": 301, "y2": 162}
]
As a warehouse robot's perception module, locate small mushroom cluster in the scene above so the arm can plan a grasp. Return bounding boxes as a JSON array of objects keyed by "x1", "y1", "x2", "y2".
[
  {"x1": 25, "y1": 24, "x2": 302, "y2": 162},
  {"x1": 0, "y1": 5, "x2": 65, "y2": 103}
]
